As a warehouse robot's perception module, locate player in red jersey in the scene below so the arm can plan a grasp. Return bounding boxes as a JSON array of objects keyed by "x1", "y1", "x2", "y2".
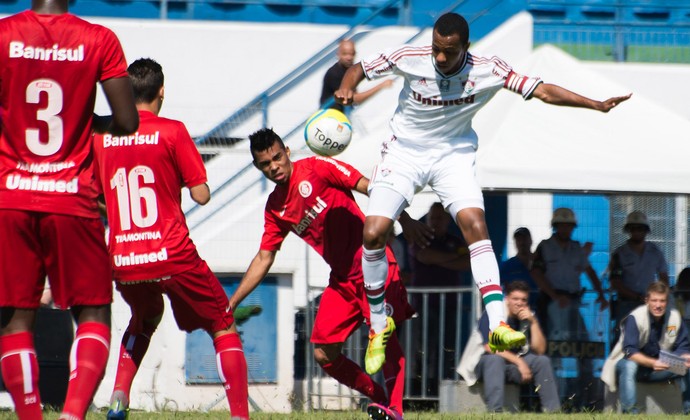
[
  {"x1": 0, "y1": 0, "x2": 138, "y2": 418},
  {"x1": 92, "y1": 58, "x2": 249, "y2": 420},
  {"x1": 229, "y1": 128, "x2": 431, "y2": 420}
]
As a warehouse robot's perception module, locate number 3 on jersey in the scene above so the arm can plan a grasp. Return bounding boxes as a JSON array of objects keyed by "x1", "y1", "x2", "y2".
[
  {"x1": 111, "y1": 166, "x2": 158, "y2": 231},
  {"x1": 26, "y1": 79, "x2": 64, "y2": 156}
]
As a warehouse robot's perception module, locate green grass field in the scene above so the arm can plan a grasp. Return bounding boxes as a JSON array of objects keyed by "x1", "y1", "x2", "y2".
[{"x1": 2, "y1": 411, "x2": 690, "y2": 419}]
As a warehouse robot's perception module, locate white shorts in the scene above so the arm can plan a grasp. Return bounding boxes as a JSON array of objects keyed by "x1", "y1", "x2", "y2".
[{"x1": 367, "y1": 136, "x2": 484, "y2": 220}]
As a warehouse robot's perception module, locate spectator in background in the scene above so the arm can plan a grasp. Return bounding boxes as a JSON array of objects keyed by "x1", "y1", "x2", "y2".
[
  {"x1": 458, "y1": 280, "x2": 561, "y2": 412},
  {"x1": 408, "y1": 202, "x2": 471, "y2": 394},
  {"x1": 530, "y1": 207, "x2": 608, "y2": 410},
  {"x1": 602, "y1": 282, "x2": 690, "y2": 414},
  {"x1": 675, "y1": 267, "x2": 690, "y2": 328},
  {"x1": 500, "y1": 227, "x2": 538, "y2": 306},
  {"x1": 319, "y1": 39, "x2": 393, "y2": 112},
  {"x1": 609, "y1": 211, "x2": 669, "y2": 343}
]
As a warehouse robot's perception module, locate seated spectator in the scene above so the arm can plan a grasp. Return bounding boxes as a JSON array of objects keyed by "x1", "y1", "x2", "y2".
[
  {"x1": 602, "y1": 281, "x2": 690, "y2": 414},
  {"x1": 457, "y1": 281, "x2": 561, "y2": 412}
]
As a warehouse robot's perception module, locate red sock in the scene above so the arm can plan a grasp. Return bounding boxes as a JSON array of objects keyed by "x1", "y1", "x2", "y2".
[
  {"x1": 321, "y1": 354, "x2": 387, "y2": 404},
  {"x1": 214, "y1": 333, "x2": 249, "y2": 419},
  {"x1": 61, "y1": 322, "x2": 110, "y2": 419},
  {"x1": 382, "y1": 333, "x2": 405, "y2": 413},
  {"x1": 111, "y1": 328, "x2": 154, "y2": 402},
  {"x1": 0, "y1": 332, "x2": 42, "y2": 420}
]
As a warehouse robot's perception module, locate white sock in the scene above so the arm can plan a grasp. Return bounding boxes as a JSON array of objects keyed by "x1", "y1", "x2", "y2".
[
  {"x1": 469, "y1": 239, "x2": 505, "y2": 330},
  {"x1": 362, "y1": 247, "x2": 388, "y2": 333}
]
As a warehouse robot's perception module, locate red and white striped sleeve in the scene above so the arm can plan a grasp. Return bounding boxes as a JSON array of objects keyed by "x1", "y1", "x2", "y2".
[{"x1": 503, "y1": 70, "x2": 543, "y2": 100}]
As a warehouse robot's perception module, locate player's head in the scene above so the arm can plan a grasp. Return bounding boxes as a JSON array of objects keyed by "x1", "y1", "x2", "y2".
[
  {"x1": 432, "y1": 13, "x2": 470, "y2": 75},
  {"x1": 337, "y1": 39, "x2": 356, "y2": 68},
  {"x1": 127, "y1": 58, "x2": 165, "y2": 108},
  {"x1": 249, "y1": 128, "x2": 292, "y2": 185}
]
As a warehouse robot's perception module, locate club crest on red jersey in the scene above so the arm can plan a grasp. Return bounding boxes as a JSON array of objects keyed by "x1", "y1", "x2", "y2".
[{"x1": 298, "y1": 181, "x2": 313, "y2": 198}]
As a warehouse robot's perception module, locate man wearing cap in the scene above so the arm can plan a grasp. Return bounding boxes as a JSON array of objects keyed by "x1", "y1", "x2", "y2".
[
  {"x1": 500, "y1": 227, "x2": 538, "y2": 307},
  {"x1": 609, "y1": 211, "x2": 669, "y2": 343},
  {"x1": 531, "y1": 207, "x2": 608, "y2": 339},
  {"x1": 530, "y1": 207, "x2": 608, "y2": 409}
]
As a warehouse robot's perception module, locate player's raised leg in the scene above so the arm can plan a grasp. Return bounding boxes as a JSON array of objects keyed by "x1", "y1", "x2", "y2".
[{"x1": 455, "y1": 207, "x2": 525, "y2": 351}]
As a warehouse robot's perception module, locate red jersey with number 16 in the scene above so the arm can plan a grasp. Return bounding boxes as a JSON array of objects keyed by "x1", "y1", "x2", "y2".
[
  {"x1": 0, "y1": 11, "x2": 129, "y2": 218},
  {"x1": 93, "y1": 110, "x2": 207, "y2": 281},
  {"x1": 261, "y1": 156, "x2": 366, "y2": 280}
]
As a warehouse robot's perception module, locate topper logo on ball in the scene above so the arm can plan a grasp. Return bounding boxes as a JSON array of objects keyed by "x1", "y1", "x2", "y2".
[
  {"x1": 304, "y1": 108, "x2": 352, "y2": 157},
  {"x1": 313, "y1": 127, "x2": 346, "y2": 152}
]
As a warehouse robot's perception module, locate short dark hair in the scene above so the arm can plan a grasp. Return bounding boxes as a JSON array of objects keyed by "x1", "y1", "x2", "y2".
[
  {"x1": 249, "y1": 128, "x2": 286, "y2": 160},
  {"x1": 127, "y1": 58, "x2": 164, "y2": 104},
  {"x1": 505, "y1": 280, "x2": 530, "y2": 296},
  {"x1": 513, "y1": 227, "x2": 531, "y2": 238},
  {"x1": 433, "y1": 13, "x2": 470, "y2": 44}
]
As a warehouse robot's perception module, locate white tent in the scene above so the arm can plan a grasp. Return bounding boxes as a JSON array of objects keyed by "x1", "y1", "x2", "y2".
[{"x1": 474, "y1": 44, "x2": 690, "y2": 194}]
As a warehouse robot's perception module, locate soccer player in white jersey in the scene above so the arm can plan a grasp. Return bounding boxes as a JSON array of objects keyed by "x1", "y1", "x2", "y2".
[{"x1": 335, "y1": 12, "x2": 631, "y2": 373}]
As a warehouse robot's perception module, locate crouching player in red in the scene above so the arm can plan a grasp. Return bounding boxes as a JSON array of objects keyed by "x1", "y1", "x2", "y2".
[
  {"x1": 230, "y1": 128, "x2": 431, "y2": 420},
  {"x1": 92, "y1": 58, "x2": 249, "y2": 419}
]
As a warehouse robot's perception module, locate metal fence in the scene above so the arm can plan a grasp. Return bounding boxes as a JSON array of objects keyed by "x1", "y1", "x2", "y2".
[
  {"x1": 300, "y1": 286, "x2": 618, "y2": 411},
  {"x1": 302, "y1": 286, "x2": 478, "y2": 410}
]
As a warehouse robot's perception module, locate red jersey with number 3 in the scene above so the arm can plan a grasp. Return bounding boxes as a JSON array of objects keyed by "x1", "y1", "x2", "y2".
[
  {"x1": 0, "y1": 11, "x2": 128, "y2": 218},
  {"x1": 93, "y1": 110, "x2": 207, "y2": 281},
  {"x1": 261, "y1": 156, "x2": 366, "y2": 280}
]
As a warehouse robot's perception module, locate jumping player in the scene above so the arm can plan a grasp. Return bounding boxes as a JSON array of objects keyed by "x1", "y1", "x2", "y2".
[
  {"x1": 335, "y1": 12, "x2": 632, "y2": 370},
  {"x1": 0, "y1": 0, "x2": 138, "y2": 418},
  {"x1": 92, "y1": 58, "x2": 249, "y2": 420},
  {"x1": 230, "y1": 128, "x2": 428, "y2": 420}
]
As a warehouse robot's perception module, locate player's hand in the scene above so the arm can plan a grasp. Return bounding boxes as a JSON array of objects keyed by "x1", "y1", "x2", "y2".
[
  {"x1": 399, "y1": 212, "x2": 433, "y2": 249},
  {"x1": 597, "y1": 93, "x2": 632, "y2": 113},
  {"x1": 334, "y1": 88, "x2": 355, "y2": 106},
  {"x1": 233, "y1": 305, "x2": 263, "y2": 326}
]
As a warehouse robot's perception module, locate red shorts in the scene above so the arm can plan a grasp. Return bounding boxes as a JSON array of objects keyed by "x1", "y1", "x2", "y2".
[
  {"x1": 311, "y1": 247, "x2": 414, "y2": 344},
  {"x1": 0, "y1": 210, "x2": 111, "y2": 309},
  {"x1": 116, "y1": 258, "x2": 234, "y2": 334}
]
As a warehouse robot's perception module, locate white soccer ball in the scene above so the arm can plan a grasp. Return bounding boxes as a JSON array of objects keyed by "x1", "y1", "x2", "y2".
[{"x1": 304, "y1": 108, "x2": 353, "y2": 157}]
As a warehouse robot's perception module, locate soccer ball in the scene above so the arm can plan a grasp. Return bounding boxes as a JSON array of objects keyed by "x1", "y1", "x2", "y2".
[{"x1": 304, "y1": 108, "x2": 352, "y2": 157}]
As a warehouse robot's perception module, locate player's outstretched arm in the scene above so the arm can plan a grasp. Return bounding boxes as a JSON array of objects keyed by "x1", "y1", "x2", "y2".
[
  {"x1": 531, "y1": 83, "x2": 631, "y2": 113},
  {"x1": 228, "y1": 249, "x2": 277, "y2": 312},
  {"x1": 101, "y1": 76, "x2": 139, "y2": 135},
  {"x1": 334, "y1": 63, "x2": 366, "y2": 106}
]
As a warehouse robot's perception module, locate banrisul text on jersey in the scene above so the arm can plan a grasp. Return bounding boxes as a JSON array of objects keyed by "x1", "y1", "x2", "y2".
[{"x1": 9, "y1": 41, "x2": 84, "y2": 61}]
